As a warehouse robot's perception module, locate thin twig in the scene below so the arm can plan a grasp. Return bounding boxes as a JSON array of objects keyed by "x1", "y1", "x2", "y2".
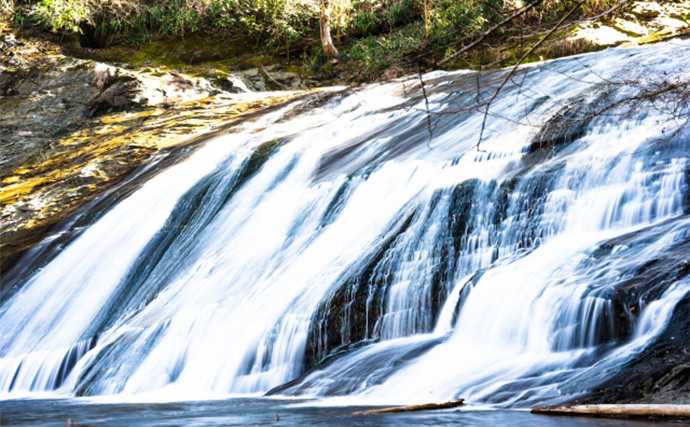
[
  {"x1": 260, "y1": 65, "x2": 290, "y2": 91},
  {"x1": 417, "y1": 63, "x2": 434, "y2": 148}
]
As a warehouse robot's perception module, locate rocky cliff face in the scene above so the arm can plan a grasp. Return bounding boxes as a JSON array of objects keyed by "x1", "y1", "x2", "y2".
[{"x1": 0, "y1": 25, "x2": 316, "y2": 278}]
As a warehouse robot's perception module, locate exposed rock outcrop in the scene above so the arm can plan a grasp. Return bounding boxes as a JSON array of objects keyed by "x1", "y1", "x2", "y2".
[
  {"x1": 566, "y1": 216, "x2": 690, "y2": 405},
  {"x1": 572, "y1": 0, "x2": 690, "y2": 48},
  {"x1": 0, "y1": 24, "x2": 318, "y2": 279}
]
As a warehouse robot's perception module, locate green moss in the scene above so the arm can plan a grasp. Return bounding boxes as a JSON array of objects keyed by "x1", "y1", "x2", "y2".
[
  {"x1": 611, "y1": 24, "x2": 643, "y2": 37},
  {"x1": 247, "y1": 55, "x2": 281, "y2": 67},
  {"x1": 67, "y1": 34, "x2": 261, "y2": 81},
  {"x1": 246, "y1": 138, "x2": 281, "y2": 175}
]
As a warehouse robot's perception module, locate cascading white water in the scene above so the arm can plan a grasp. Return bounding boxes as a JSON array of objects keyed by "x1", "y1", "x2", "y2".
[{"x1": 1, "y1": 39, "x2": 688, "y2": 406}]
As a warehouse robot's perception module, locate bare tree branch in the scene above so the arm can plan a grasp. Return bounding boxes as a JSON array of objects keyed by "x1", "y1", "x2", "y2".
[
  {"x1": 417, "y1": 63, "x2": 434, "y2": 148},
  {"x1": 475, "y1": 0, "x2": 588, "y2": 150},
  {"x1": 438, "y1": 0, "x2": 544, "y2": 66}
]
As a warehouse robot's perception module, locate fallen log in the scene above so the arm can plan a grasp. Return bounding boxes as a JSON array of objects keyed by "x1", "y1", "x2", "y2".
[
  {"x1": 531, "y1": 404, "x2": 690, "y2": 419},
  {"x1": 66, "y1": 419, "x2": 98, "y2": 427},
  {"x1": 353, "y1": 398, "x2": 464, "y2": 415}
]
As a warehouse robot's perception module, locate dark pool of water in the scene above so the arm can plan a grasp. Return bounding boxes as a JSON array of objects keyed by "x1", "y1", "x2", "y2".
[{"x1": 0, "y1": 398, "x2": 685, "y2": 426}]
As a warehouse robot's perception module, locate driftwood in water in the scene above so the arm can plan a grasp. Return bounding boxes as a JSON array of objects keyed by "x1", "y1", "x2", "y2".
[
  {"x1": 66, "y1": 419, "x2": 97, "y2": 427},
  {"x1": 353, "y1": 398, "x2": 464, "y2": 415},
  {"x1": 531, "y1": 404, "x2": 690, "y2": 418}
]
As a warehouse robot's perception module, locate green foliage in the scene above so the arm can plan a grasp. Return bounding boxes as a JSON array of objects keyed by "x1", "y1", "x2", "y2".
[
  {"x1": 344, "y1": 0, "x2": 422, "y2": 38},
  {"x1": 209, "y1": 0, "x2": 238, "y2": 28},
  {"x1": 301, "y1": 43, "x2": 328, "y2": 73},
  {"x1": 384, "y1": 0, "x2": 419, "y2": 29},
  {"x1": 11, "y1": 8, "x2": 28, "y2": 26},
  {"x1": 8, "y1": 0, "x2": 519, "y2": 48},
  {"x1": 346, "y1": 10, "x2": 378, "y2": 37},
  {"x1": 12, "y1": 0, "x2": 318, "y2": 47},
  {"x1": 6, "y1": 0, "x2": 622, "y2": 79},
  {"x1": 30, "y1": 0, "x2": 89, "y2": 33},
  {"x1": 425, "y1": 0, "x2": 484, "y2": 42},
  {"x1": 341, "y1": 21, "x2": 424, "y2": 77}
]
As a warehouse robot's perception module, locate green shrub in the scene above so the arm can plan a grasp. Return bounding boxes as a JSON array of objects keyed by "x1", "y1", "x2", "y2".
[
  {"x1": 30, "y1": 0, "x2": 90, "y2": 33},
  {"x1": 384, "y1": 0, "x2": 419, "y2": 28},
  {"x1": 6, "y1": 0, "x2": 619, "y2": 76},
  {"x1": 347, "y1": 9, "x2": 378, "y2": 37}
]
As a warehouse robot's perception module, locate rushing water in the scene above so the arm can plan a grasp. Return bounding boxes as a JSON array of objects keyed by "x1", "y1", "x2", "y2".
[{"x1": 1, "y1": 37, "x2": 689, "y2": 417}]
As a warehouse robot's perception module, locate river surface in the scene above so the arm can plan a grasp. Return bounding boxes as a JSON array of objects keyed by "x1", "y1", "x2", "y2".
[{"x1": 1, "y1": 398, "x2": 686, "y2": 426}]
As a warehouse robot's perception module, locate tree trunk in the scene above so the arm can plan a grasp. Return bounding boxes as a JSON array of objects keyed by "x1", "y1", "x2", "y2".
[
  {"x1": 319, "y1": 0, "x2": 339, "y2": 59},
  {"x1": 353, "y1": 399, "x2": 464, "y2": 415},
  {"x1": 532, "y1": 404, "x2": 690, "y2": 418}
]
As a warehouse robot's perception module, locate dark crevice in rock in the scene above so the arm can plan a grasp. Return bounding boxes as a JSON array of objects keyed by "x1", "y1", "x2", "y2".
[
  {"x1": 79, "y1": 24, "x2": 106, "y2": 49},
  {"x1": 571, "y1": 294, "x2": 689, "y2": 404},
  {"x1": 450, "y1": 269, "x2": 485, "y2": 328},
  {"x1": 428, "y1": 179, "x2": 481, "y2": 322},
  {"x1": 303, "y1": 210, "x2": 417, "y2": 371},
  {"x1": 302, "y1": 178, "x2": 485, "y2": 373}
]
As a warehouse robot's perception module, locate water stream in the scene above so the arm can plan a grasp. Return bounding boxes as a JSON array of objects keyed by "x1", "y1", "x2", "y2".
[{"x1": 1, "y1": 39, "x2": 688, "y2": 413}]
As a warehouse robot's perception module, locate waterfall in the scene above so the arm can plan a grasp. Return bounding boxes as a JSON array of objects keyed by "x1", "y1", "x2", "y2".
[{"x1": 1, "y1": 39, "x2": 688, "y2": 406}]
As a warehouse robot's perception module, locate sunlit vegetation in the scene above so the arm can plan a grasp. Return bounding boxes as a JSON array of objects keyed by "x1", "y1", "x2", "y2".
[{"x1": 7, "y1": 1, "x2": 621, "y2": 67}]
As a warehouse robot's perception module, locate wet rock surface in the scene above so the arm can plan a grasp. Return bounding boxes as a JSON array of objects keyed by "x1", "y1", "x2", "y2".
[
  {"x1": 571, "y1": 296, "x2": 689, "y2": 405},
  {"x1": 0, "y1": 47, "x2": 237, "y2": 176},
  {"x1": 304, "y1": 212, "x2": 417, "y2": 370},
  {"x1": 303, "y1": 178, "x2": 484, "y2": 371},
  {"x1": 1, "y1": 6, "x2": 689, "y2": 405},
  {"x1": 528, "y1": 87, "x2": 615, "y2": 153},
  {"x1": 568, "y1": 216, "x2": 690, "y2": 404},
  {"x1": 0, "y1": 88, "x2": 309, "y2": 280}
]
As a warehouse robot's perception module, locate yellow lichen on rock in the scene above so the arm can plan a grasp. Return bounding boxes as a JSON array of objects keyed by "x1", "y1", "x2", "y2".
[
  {"x1": 620, "y1": 27, "x2": 690, "y2": 48},
  {"x1": 1, "y1": 91, "x2": 302, "y2": 210},
  {"x1": 0, "y1": 14, "x2": 328, "y2": 273},
  {"x1": 0, "y1": 81, "x2": 312, "y2": 272},
  {"x1": 0, "y1": 177, "x2": 46, "y2": 204}
]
